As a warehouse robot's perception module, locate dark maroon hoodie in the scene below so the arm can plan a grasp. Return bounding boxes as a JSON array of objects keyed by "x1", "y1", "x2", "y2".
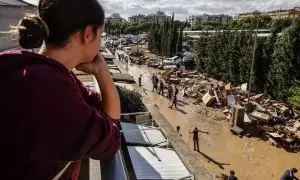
[{"x1": 0, "y1": 50, "x2": 120, "y2": 180}]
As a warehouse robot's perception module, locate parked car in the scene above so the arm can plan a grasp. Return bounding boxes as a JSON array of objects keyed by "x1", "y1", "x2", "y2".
[
  {"x1": 166, "y1": 56, "x2": 181, "y2": 62},
  {"x1": 177, "y1": 57, "x2": 196, "y2": 70},
  {"x1": 161, "y1": 60, "x2": 177, "y2": 70},
  {"x1": 146, "y1": 58, "x2": 160, "y2": 68}
]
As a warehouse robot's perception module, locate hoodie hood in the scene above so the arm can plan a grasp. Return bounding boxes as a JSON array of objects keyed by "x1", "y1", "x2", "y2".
[{"x1": 0, "y1": 50, "x2": 69, "y2": 81}]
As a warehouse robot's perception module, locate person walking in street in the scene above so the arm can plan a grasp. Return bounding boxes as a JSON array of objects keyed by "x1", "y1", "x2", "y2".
[
  {"x1": 168, "y1": 84, "x2": 173, "y2": 101},
  {"x1": 151, "y1": 74, "x2": 157, "y2": 92},
  {"x1": 159, "y1": 80, "x2": 164, "y2": 96},
  {"x1": 176, "y1": 126, "x2": 182, "y2": 137},
  {"x1": 280, "y1": 168, "x2": 299, "y2": 180},
  {"x1": 227, "y1": 170, "x2": 238, "y2": 180},
  {"x1": 189, "y1": 127, "x2": 208, "y2": 151},
  {"x1": 191, "y1": 127, "x2": 200, "y2": 151},
  {"x1": 138, "y1": 75, "x2": 142, "y2": 87},
  {"x1": 174, "y1": 85, "x2": 179, "y2": 96},
  {"x1": 183, "y1": 86, "x2": 188, "y2": 99},
  {"x1": 155, "y1": 75, "x2": 159, "y2": 93},
  {"x1": 120, "y1": 54, "x2": 124, "y2": 62},
  {"x1": 169, "y1": 91, "x2": 177, "y2": 109}
]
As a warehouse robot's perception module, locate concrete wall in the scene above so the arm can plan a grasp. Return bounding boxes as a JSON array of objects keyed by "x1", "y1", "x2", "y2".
[{"x1": 0, "y1": 5, "x2": 36, "y2": 50}]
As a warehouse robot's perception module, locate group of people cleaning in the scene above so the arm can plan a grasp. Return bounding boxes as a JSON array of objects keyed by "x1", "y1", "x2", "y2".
[
  {"x1": 138, "y1": 74, "x2": 179, "y2": 108},
  {"x1": 150, "y1": 74, "x2": 179, "y2": 109}
]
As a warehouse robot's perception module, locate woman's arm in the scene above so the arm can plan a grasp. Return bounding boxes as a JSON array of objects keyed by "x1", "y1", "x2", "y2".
[
  {"x1": 93, "y1": 57, "x2": 120, "y2": 120},
  {"x1": 27, "y1": 65, "x2": 120, "y2": 162}
]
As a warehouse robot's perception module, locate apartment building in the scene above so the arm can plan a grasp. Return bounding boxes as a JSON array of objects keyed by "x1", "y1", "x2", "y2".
[
  {"x1": 235, "y1": 7, "x2": 300, "y2": 20},
  {"x1": 129, "y1": 11, "x2": 171, "y2": 24},
  {"x1": 188, "y1": 14, "x2": 232, "y2": 29},
  {"x1": 106, "y1": 13, "x2": 126, "y2": 23},
  {"x1": 128, "y1": 14, "x2": 152, "y2": 23}
]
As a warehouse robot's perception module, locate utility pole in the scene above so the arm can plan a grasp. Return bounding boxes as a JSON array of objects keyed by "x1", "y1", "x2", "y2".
[
  {"x1": 137, "y1": 30, "x2": 139, "y2": 52},
  {"x1": 247, "y1": 18, "x2": 259, "y2": 109}
]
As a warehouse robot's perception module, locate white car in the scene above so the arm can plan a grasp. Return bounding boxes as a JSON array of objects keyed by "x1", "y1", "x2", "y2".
[{"x1": 166, "y1": 56, "x2": 181, "y2": 62}]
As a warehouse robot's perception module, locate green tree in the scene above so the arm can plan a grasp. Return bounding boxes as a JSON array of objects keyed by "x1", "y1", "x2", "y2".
[
  {"x1": 270, "y1": 18, "x2": 293, "y2": 33},
  {"x1": 263, "y1": 32, "x2": 277, "y2": 95},
  {"x1": 117, "y1": 86, "x2": 147, "y2": 113},
  {"x1": 267, "y1": 19, "x2": 300, "y2": 100},
  {"x1": 288, "y1": 80, "x2": 300, "y2": 109},
  {"x1": 228, "y1": 31, "x2": 241, "y2": 84},
  {"x1": 195, "y1": 32, "x2": 209, "y2": 72},
  {"x1": 176, "y1": 24, "x2": 184, "y2": 53}
]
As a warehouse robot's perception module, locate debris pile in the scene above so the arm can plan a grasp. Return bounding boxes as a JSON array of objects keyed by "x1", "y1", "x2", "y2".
[
  {"x1": 162, "y1": 69, "x2": 300, "y2": 152},
  {"x1": 118, "y1": 50, "x2": 159, "y2": 65}
]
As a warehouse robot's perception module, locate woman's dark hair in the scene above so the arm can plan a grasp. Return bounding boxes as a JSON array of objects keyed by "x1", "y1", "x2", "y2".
[{"x1": 13, "y1": 0, "x2": 105, "y2": 49}]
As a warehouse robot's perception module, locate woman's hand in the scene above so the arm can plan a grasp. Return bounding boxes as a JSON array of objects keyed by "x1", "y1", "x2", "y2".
[
  {"x1": 76, "y1": 53, "x2": 106, "y2": 75},
  {"x1": 77, "y1": 53, "x2": 120, "y2": 120}
]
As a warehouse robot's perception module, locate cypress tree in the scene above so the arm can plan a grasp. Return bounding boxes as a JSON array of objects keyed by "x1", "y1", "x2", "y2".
[
  {"x1": 176, "y1": 22, "x2": 187, "y2": 53},
  {"x1": 195, "y1": 32, "x2": 209, "y2": 72},
  {"x1": 268, "y1": 20, "x2": 300, "y2": 100},
  {"x1": 167, "y1": 13, "x2": 178, "y2": 57},
  {"x1": 288, "y1": 80, "x2": 300, "y2": 109},
  {"x1": 229, "y1": 31, "x2": 241, "y2": 84}
]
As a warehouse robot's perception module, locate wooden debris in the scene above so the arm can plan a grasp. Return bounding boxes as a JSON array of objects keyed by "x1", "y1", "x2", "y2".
[
  {"x1": 250, "y1": 94, "x2": 264, "y2": 103},
  {"x1": 241, "y1": 83, "x2": 248, "y2": 92},
  {"x1": 202, "y1": 92, "x2": 214, "y2": 106},
  {"x1": 251, "y1": 111, "x2": 270, "y2": 122},
  {"x1": 231, "y1": 105, "x2": 245, "y2": 127}
]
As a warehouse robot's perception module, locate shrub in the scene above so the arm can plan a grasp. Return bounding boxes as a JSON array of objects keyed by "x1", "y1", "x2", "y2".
[{"x1": 116, "y1": 86, "x2": 147, "y2": 113}]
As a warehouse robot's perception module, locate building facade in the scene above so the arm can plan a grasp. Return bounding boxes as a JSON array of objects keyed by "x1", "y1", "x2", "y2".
[
  {"x1": 188, "y1": 14, "x2": 233, "y2": 29},
  {"x1": 106, "y1": 13, "x2": 126, "y2": 23},
  {"x1": 129, "y1": 11, "x2": 171, "y2": 24},
  {"x1": 128, "y1": 14, "x2": 152, "y2": 23},
  {"x1": 235, "y1": 7, "x2": 300, "y2": 20}
]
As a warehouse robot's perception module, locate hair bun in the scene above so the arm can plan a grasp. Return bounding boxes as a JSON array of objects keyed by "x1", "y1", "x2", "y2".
[{"x1": 17, "y1": 14, "x2": 47, "y2": 49}]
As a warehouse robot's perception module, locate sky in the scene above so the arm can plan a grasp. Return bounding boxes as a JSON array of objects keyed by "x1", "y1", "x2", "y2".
[{"x1": 24, "y1": 0, "x2": 300, "y2": 20}]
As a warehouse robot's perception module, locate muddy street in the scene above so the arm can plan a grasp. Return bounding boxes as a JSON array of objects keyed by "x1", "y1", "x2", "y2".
[{"x1": 120, "y1": 60, "x2": 300, "y2": 180}]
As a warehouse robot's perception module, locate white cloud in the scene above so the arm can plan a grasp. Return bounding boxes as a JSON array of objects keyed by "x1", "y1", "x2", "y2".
[{"x1": 23, "y1": 0, "x2": 300, "y2": 20}]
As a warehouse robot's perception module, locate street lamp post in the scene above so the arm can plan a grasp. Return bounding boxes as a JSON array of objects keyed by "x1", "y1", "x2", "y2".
[{"x1": 247, "y1": 18, "x2": 259, "y2": 110}]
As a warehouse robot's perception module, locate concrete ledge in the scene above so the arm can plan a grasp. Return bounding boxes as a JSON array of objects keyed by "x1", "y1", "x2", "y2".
[{"x1": 145, "y1": 104, "x2": 215, "y2": 180}]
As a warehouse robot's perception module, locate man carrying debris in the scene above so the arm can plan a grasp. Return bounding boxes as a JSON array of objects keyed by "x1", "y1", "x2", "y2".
[
  {"x1": 168, "y1": 85, "x2": 173, "y2": 101},
  {"x1": 280, "y1": 168, "x2": 299, "y2": 180},
  {"x1": 189, "y1": 127, "x2": 208, "y2": 151},
  {"x1": 159, "y1": 80, "x2": 164, "y2": 96}
]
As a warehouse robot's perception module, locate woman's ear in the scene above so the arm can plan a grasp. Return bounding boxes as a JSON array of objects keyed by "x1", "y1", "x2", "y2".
[
  {"x1": 78, "y1": 25, "x2": 94, "y2": 45},
  {"x1": 85, "y1": 26, "x2": 93, "y2": 41}
]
